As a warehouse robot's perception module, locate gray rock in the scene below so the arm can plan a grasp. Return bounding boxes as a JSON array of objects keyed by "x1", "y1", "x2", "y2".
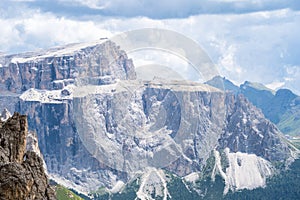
[
  {"x1": 219, "y1": 94, "x2": 291, "y2": 162},
  {"x1": 0, "y1": 40, "x2": 136, "y2": 93}
]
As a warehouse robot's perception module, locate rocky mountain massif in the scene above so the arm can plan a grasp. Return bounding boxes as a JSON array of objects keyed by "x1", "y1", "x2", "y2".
[
  {"x1": 206, "y1": 76, "x2": 300, "y2": 137},
  {"x1": 0, "y1": 112, "x2": 55, "y2": 200},
  {"x1": 0, "y1": 40, "x2": 298, "y2": 199}
]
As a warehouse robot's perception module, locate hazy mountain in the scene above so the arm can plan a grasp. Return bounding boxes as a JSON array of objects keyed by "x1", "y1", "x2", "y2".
[
  {"x1": 206, "y1": 76, "x2": 300, "y2": 137},
  {"x1": 205, "y1": 75, "x2": 239, "y2": 93}
]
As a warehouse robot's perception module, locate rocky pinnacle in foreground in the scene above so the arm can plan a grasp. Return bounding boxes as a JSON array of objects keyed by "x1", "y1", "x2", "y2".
[{"x1": 0, "y1": 112, "x2": 55, "y2": 200}]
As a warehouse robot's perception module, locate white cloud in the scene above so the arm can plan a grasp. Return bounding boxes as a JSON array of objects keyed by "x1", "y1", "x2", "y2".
[
  {"x1": 216, "y1": 42, "x2": 243, "y2": 77},
  {"x1": 285, "y1": 65, "x2": 300, "y2": 76},
  {"x1": 57, "y1": 0, "x2": 107, "y2": 9},
  {"x1": 283, "y1": 65, "x2": 300, "y2": 94},
  {"x1": 51, "y1": 0, "x2": 300, "y2": 19},
  {"x1": 11, "y1": 0, "x2": 35, "y2": 1},
  {"x1": 0, "y1": 1, "x2": 299, "y2": 94},
  {"x1": 266, "y1": 81, "x2": 285, "y2": 90},
  {"x1": 0, "y1": 11, "x2": 113, "y2": 53},
  {"x1": 130, "y1": 50, "x2": 198, "y2": 81}
]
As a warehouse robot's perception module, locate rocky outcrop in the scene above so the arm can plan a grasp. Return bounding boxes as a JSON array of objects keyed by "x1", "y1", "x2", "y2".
[{"x1": 0, "y1": 112, "x2": 55, "y2": 200}]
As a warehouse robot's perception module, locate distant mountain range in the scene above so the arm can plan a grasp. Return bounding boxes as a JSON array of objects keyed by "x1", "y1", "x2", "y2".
[{"x1": 206, "y1": 76, "x2": 300, "y2": 137}]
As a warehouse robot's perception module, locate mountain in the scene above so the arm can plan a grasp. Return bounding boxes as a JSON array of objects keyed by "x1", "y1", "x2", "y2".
[
  {"x1": 0, "y1": 112, "x2": 55, "y2": 200},
  {"x1": 206, "y1": 76, "x2": 300, "y2": 137},
  {"x1": 205, "y1": 75, "x2": 239, "y2": 93},
  {"x1": 0, "y1": 40, "x2": 298, "y2": 199}
]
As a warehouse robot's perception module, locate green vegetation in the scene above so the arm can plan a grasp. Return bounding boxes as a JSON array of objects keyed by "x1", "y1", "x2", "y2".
[
  {"x1": 56, "y1": 185, "x2": 84, "y2": 200},
  {"x1": 278, "y1": 111, "x2": 300, "y2": 137},
  {"x1": 111, "y1": 178, "x2": 140, "y2": 200},
  {"x1": 167, "y1": 158, "x2": 300, "y2": 200},
  {"x1": 87, "y1": 186, "x2": 110, "y2": 200},
  {"x1": 167, "y1": 153, "x2": 225, "y2": 200},
  {"x1": 88, "y1": 178, "x2": 140, "y2": 200},
  {"x1": 200, "y1": 152, "x2": 215, "y2": 179},
  {"x1": 167, "y1": 173, "x2": 199, "y2": 200},
  {"x1": 166, "y1": 173, "x2": 225, "y2": 200}
]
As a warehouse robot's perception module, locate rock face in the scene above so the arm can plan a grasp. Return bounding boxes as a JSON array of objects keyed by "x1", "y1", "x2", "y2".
[
  {"x1": 219, "y1": 94, "x2": 291, "y2": 162},
  {"x1": 0, "y1": 39, "x2": 137, "y2": 192},
  {"x1": 0, "y1": 40, "x2": 295, "y2": 194},
  {"x1": 0, "y1": 112, "x2": 55, "y2": 200},
  {"x1": 0, "y1": 40, "x2": 136, "y2": 93}
]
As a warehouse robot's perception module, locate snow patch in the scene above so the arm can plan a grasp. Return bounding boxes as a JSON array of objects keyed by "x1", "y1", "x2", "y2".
[
  {"x1": 213, "y1": 148, "x2": 273, "y2": 195},
  {"x1": 136, "y1": 168, "x2": 170, "y2": 200},
  {"x1": 10, "y1": 39, "x2": 107, "y2": 63},
  {"x1": 184, "y1": 172, "x2": 199, "y2": 183},
  {"x1": 110, "y1": 180, "x2": 125, "y2": 194},
  {"x1": 20, "y1": 85, "x2": 74, "y2": 103},
  {"x1": 31, "y1": 66, "x2": 38, "y2": 71}
]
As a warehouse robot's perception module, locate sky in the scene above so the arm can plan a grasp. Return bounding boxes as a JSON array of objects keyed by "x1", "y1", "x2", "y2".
[{"x1": 0, "y1": 0, "x2": 300, "y2": 94}]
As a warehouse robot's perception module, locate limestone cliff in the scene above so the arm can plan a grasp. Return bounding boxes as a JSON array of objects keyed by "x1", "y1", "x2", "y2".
[
  {"x1": 0, "y1": 40, "x2": 136, "y2": 93},
  {"x1": 0, "y1": 40, "x2": 296, "y2": 195}
]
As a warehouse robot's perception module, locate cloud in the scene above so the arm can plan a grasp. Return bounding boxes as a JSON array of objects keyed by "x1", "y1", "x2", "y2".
[
  {"x1": 266, "y1": 81, "x2": 285, "y2": 91},
  {"x1": 0, "y1": 1, "x2": 299, "y2": 94},
  {"x1": 22, "y1": 0, "x2": 300, "y2": 19},
  {"x1": 216, "y1": 42, "x2": 244, "y2": 78},
  {"x1": 282, "y1": 65, "x2": 300, "y2": 94},
  {"x1": 0, "y1": 6, "x2": 113, "y2": 53}
]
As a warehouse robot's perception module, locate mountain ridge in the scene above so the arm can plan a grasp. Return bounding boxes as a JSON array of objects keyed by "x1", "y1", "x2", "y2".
[{"x1": 206, "y1": 76, "x2": 300, "y2": 137}]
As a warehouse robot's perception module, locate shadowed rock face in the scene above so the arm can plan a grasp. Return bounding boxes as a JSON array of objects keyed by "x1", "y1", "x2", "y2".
[{"x1": 0, "y1": 113, "x2": 55, "y2": 200}]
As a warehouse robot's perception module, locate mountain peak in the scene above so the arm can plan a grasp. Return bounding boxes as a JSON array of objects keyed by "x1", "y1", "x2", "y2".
[
  {"x1": 276, "y1": 88, "x2": 297, "y2": 98},
  {"x1": 205, "y1": 75, "x2": 239, "y2": 93}
]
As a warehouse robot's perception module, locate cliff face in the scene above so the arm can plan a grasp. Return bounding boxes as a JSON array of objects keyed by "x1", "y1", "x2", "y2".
[
  {"x1": 0, "y1": 40, "x2": 136, "y2": 93},
  {"x1": 0, "y1": 112, "x2": 55, "y2": 200},
  {"x1": 0, "y1": 40, "x2": 295, "y2": 194},
  {"x1": 220, "y1": 94, "x2": 291, "y2": 162},
  {"x1": 15, "y1": 80, "x2": 293, "y2": 193}
]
